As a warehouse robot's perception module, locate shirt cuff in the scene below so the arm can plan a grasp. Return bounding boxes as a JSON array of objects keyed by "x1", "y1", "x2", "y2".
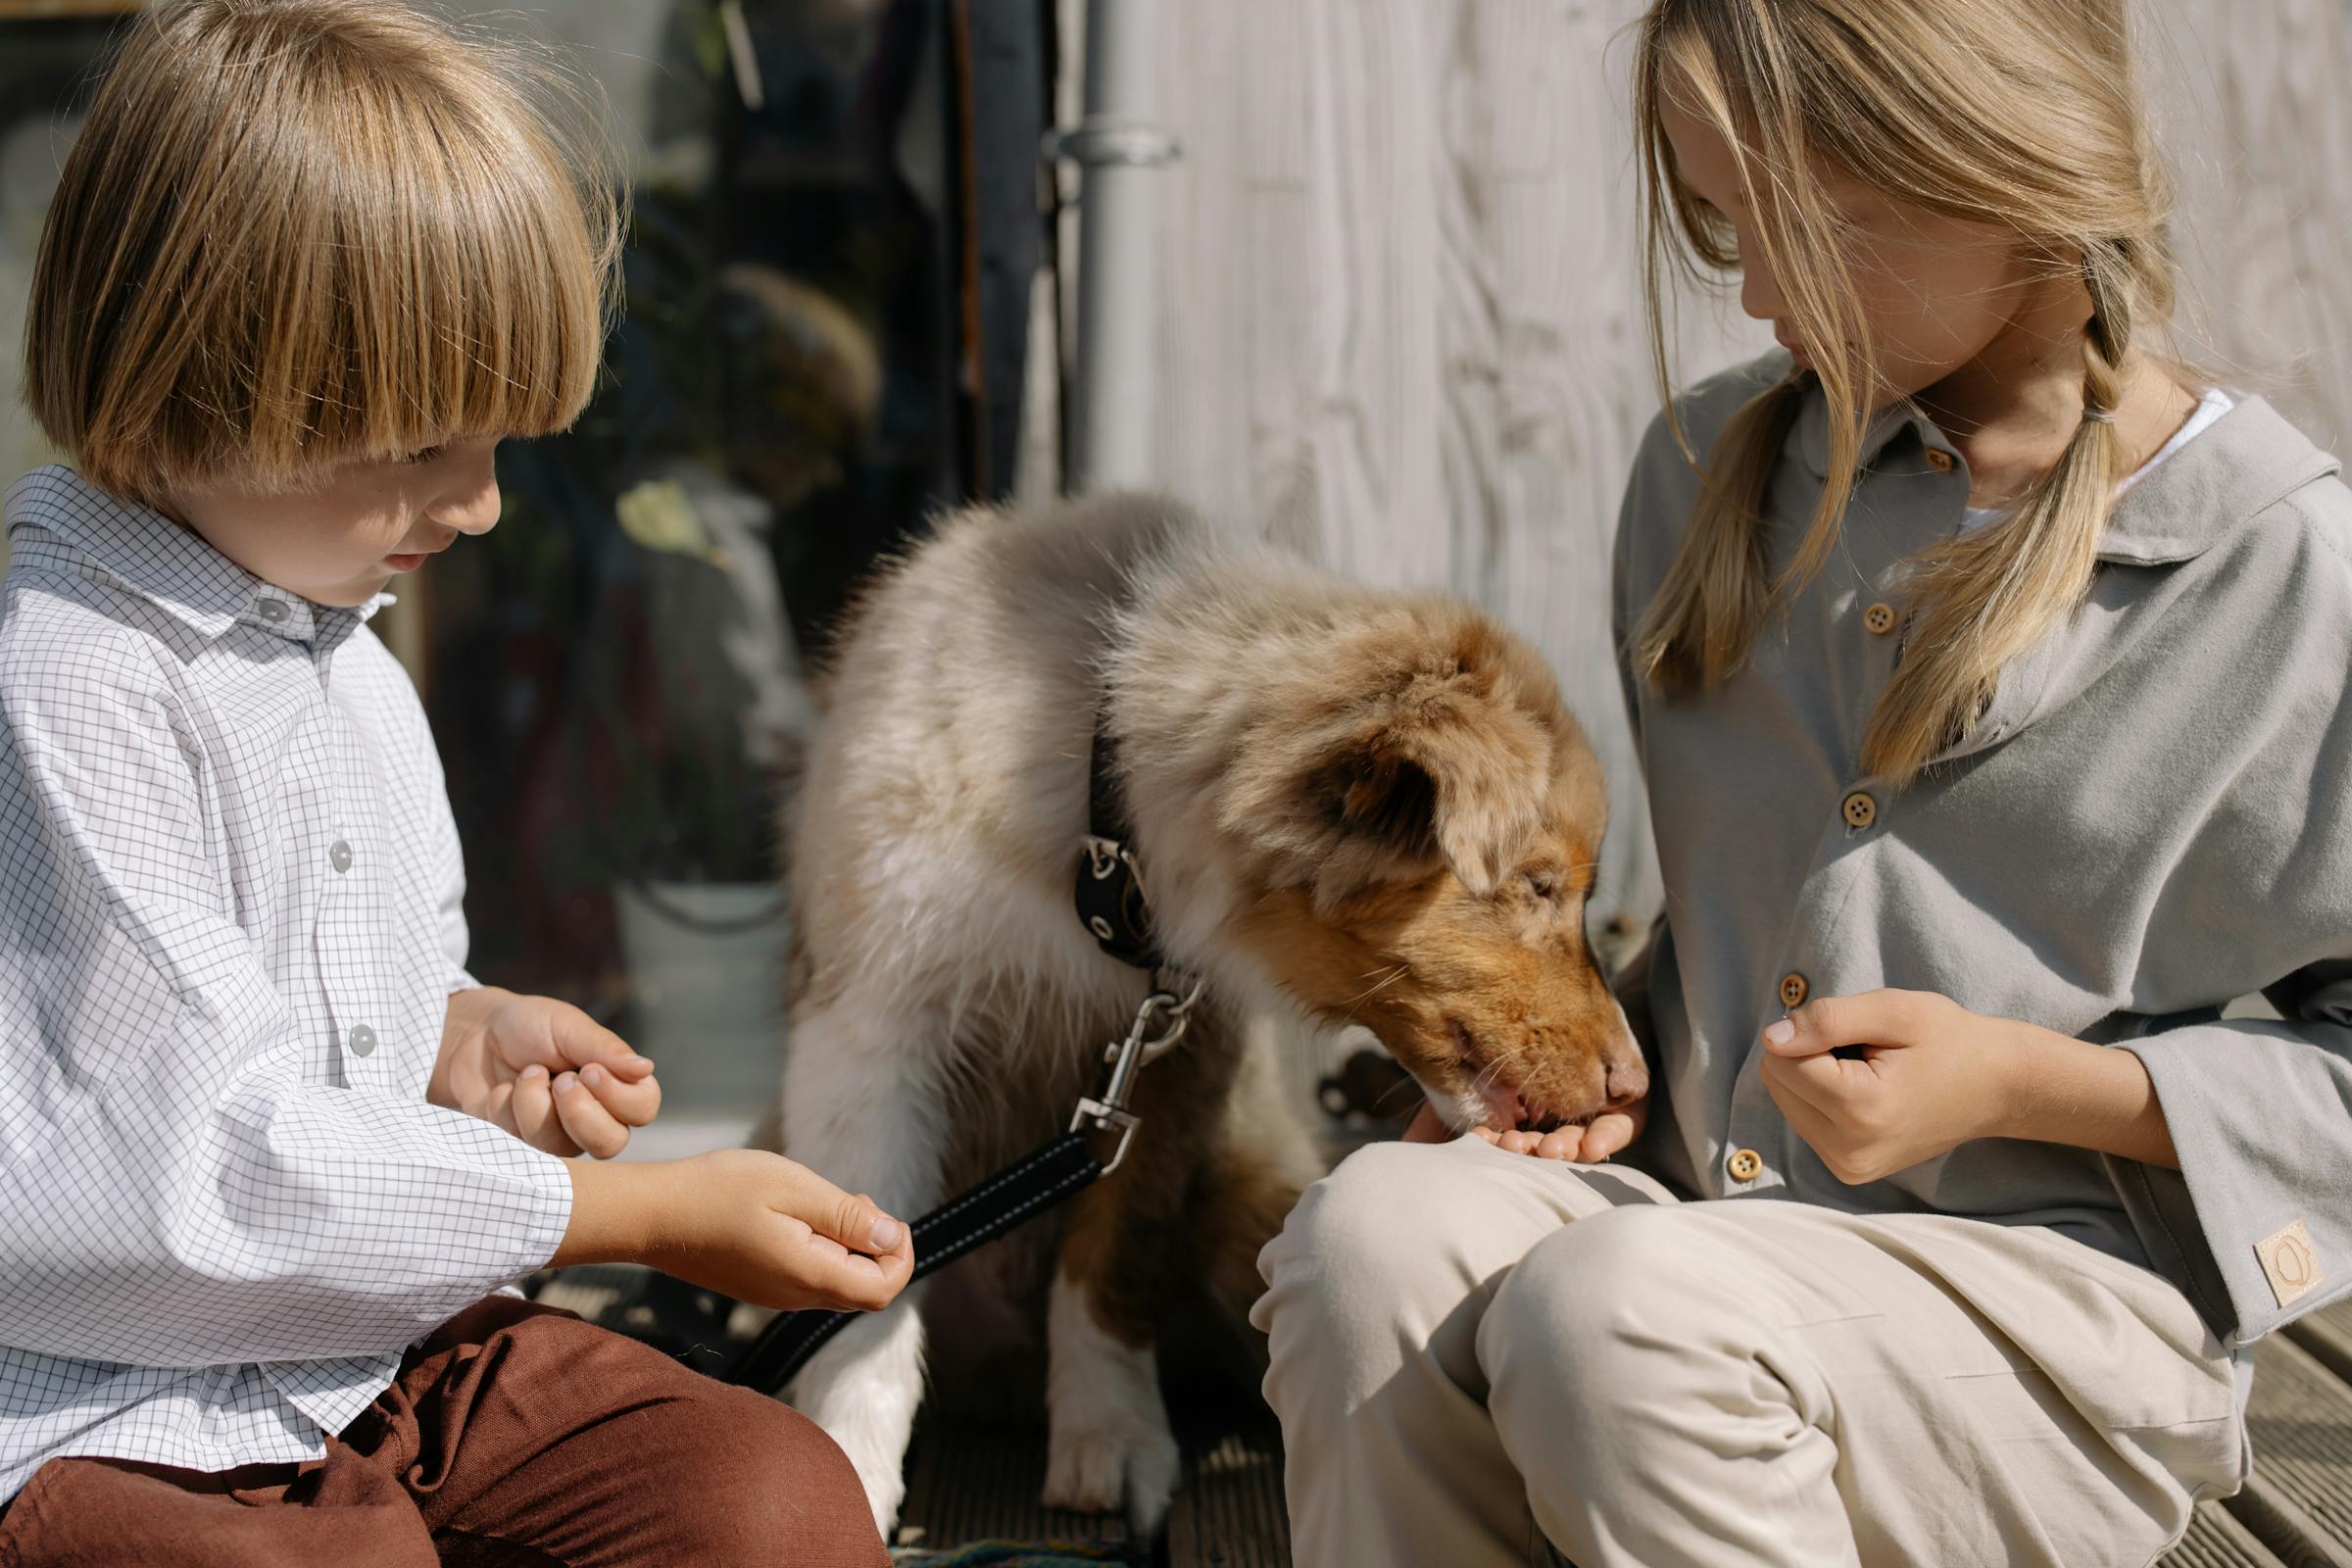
[{"x1": 2124, "y1": 1018, "x2": 2352, "y2": 1346}]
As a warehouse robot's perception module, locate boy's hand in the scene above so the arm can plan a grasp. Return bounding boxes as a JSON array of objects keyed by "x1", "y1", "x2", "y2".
[
  {"x1": 1402, "y1": 1098, "x2": 1645, "y2": 1163},
  {"x1": 431, "y1": 987, "x2": 661, "y2": 1159},
  {"x1": 560, "y1": 1151, "x2": 915, "y2": 1313}
]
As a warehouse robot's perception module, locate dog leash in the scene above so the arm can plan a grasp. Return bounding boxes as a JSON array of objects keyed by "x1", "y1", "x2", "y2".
[{"x1": 727, "y1": 717, "x2": 1198, "y2": 1395}]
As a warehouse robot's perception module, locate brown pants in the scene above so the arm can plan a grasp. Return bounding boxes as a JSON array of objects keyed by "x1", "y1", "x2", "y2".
[{"x1": 0, "y1": 1297, "x2": 889, "y2": 1568}]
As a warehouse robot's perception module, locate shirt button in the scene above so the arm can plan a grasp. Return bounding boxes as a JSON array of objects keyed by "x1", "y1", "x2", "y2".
[
  {"x1": 328, "y1": 840, "x2": 354, "y2": 874},
  {"x1": 1841, "y1": 790, "x2": 1879, "y2": 830},
  {"x1": 348, "y1": 1024, "x2": 378, "y2": 1056},
  {"x1": 1925, "y1": 448, "x2": 1956, "y2": 472},
  {"x1": 1727, "y1": 1148, "x2": 1764, "y2": 1183},
  {"x1": 257, "y1": 599, "x2": 290, "y2": 622},
  {"x1": 1864, "y1": 602, "x2": 1897, "y2": 636},
  {"x1": 1780, "y1": 972, "x2": 1809, "y2": 1009}
]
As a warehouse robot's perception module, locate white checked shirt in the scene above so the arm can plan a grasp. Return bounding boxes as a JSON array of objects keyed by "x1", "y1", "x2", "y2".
[{"x1": 0, "y1": 466, "x2": 571, "y2": 1504}]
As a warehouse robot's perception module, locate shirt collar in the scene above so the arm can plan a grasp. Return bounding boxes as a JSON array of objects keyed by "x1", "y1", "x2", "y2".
[
  {"x1": 1788, "y1": 375, "x2": 2340, "y2": 566},
  {"x1": 4, "y1": 466, "x2": 392, "y2": 643}
]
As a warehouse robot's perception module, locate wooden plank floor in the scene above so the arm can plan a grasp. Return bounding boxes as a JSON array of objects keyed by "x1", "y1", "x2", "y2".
[
  {"x1": 2222, "y1": 1301, "x2": 2352, "y2": 1568},
  {"x1": 535, "y1": 1273, "x2": 2352, "y2": 1566}
]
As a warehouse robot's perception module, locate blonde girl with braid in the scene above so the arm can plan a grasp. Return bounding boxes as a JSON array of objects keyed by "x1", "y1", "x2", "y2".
[{"x1": 1254, "y1": 3, "x2": 2352, "y2": 1565}]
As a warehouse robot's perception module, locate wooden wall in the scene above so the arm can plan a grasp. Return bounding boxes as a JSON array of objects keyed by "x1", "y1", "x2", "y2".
[
  {"x1": 1111, "y1": 0, "x2": 2352, "y2": 956},
  {"x1": 3, "y1": 0, "x2": 2346, "y2": 946}
]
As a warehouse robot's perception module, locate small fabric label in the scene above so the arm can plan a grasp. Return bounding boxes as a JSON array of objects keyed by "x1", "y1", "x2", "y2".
[{"x1": 2255, "y1": 1219, "x2": 2324, "y2": 1310}]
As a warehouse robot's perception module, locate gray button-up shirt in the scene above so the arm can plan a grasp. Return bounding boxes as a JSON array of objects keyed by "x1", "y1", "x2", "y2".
[
  {"x1": 0, "y1": 467, "x2": 569, "y2": 1503},
  {"x1": 1614, "y1": 354, "x2": 2352, "y2": 1349}
]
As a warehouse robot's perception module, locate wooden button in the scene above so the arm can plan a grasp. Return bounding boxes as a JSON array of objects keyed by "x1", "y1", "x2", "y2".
[
  {"x1": 1779, "y1": 972, "x2": 1809, "y2": 1008},
  {"x1": 1925, "y1": 448, "x2": 1956, "y2": 472},
  {"x1": 1727, "y1": 1148, "x2": 1763, "y2": 1183},
  {"x1": 1864, "y1": 602, "x2": 1896, "y2": 636},
  {"x1": 1842, "y1": 791, "x2": 1878, "y2": 830}
]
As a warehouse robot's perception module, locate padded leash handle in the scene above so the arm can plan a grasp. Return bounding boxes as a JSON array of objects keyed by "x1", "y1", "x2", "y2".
[{"x1": 726, "y1": 1130, "x2": 1107, "y2": 1394}]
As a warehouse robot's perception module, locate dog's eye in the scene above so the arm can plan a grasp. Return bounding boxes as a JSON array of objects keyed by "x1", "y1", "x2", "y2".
[{"x1": 1522, "y1": 869, "x2": 1562, "y2": 902}]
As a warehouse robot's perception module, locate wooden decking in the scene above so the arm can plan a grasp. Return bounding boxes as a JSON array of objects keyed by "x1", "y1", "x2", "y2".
[
  {"x1": 2218, "y1": 1307, "x2": 2352, "y2": 1567},
  {"x1": 537, "y1": 1270, "x2": 2352, "y2": 1567}
]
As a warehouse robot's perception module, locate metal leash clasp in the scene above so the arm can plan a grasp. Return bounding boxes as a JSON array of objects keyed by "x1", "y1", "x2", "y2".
[{"x1": 1068, "y1": 972, "x2": 1203, "y2": 1175}]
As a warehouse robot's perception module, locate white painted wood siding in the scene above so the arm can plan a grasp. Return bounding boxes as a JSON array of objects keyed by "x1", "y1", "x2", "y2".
[{"x1": 1120, "y1": 0, "x2": 2352, "y2": 954}]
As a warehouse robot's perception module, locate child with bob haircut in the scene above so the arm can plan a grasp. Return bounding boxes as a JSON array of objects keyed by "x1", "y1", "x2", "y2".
[
  {"x1": 1255, "y1": 1, "x2": 2352, "y2": 1565},
  {"x1": 0, "y1": 2, "x2": 907, "y2": 1562}
]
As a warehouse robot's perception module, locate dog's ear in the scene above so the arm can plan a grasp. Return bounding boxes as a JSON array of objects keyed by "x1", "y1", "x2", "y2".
[
  {"x1": 1340, "y1": 685, "x2": 1551, "y2": 896},
  {"x1": 1226, "y1": 618, "x2": 1555, "y2": 903},
  {"x1": 1329, "y1": 752, "x2": 1442, "y2": 861}
]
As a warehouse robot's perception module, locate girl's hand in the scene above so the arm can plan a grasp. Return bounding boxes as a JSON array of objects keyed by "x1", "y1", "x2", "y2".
[
  {"x1": 431, "y1": 987, "x2": 662, "y2": 1158},
  {"x1": 1402, "y1": 1097, "x2": 1646, "y2": 1163},
  {"x1": 1758, "y1": 988, "x2": 2030, "y2": 1183},
  {"x1": 1761, "y1": 988, "x2": 2180, "y2": 1178},
  {"x1": 561, "y1": 1151, "x2": 915, "y2": 1313}
]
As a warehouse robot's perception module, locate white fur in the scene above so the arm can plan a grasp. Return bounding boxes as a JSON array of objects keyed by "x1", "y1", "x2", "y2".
[
  {"x1": 1043, "y1": 1271, "x2": 1182, "y2": 1535},
  {"x1": 786, "y1": 1296, "x2": 929, "y2": 1536},
  {"x1": 777, "y1": 999, "x2": 951, "y2": 1535}
]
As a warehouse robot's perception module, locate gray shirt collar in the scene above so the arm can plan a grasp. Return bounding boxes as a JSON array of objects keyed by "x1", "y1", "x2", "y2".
[{"x1": 1789, "y1": 372, "x2": 2340, "y2": 566}]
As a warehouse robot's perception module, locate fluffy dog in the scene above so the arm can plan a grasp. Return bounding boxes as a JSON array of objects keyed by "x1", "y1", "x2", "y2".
[{"x1": 775, "y1": 492, "x2": 1645, "y2": 1537}]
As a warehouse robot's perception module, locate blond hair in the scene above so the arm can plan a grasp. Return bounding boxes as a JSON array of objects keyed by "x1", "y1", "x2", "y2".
[
  {"x1": 24, "y1": 0, "x2": 625, "y2": 505},
  {"x1": 1632, "y1": 0, "x2": 2179, "y2": 784}
]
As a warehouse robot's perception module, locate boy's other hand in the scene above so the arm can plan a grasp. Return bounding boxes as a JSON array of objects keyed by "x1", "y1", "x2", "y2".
[
  {"x1": 432, "y1": 987, "x2": 662, "y2": 1158},
  {"x1": 559, "y1": 1151, "x2": 915, "y2": 1314}
]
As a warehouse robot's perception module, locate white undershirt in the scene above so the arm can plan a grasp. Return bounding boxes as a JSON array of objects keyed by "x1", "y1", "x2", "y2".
[{"x1": 1959, "y1": 385, "x2": 2235, "y2": 531}]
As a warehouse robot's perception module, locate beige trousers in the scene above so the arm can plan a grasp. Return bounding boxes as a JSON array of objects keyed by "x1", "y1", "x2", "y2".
[{"x1": 1252, "y1": 1137, "x2": 2248, "y2": 1568}]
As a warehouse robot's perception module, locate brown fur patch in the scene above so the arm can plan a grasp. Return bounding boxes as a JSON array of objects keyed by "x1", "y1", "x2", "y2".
[
  {"x1": 1199, "y1": 598, "x2": 1642, "y2": 1128},
  {"x1": 1057, "y1": 1006, "x2": 1252, "y2": 1348},
  {"x1": 1209, "y1": 607, "x2": 1567, "y2": 906}
]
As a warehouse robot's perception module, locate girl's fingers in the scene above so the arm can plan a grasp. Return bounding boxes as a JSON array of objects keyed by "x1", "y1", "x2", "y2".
[
  {"x1": 551, "y1": 1070, "x2": 630, "y2": 1159},
  {"x1": 1534, "y1": 1126, "x2": 1585, "y2": 1161},
  {"x1": 1580, "y1": 1110, "x2": 1640, "y2": 1162},
  {"x1": 1765, "y1": 1064, "x2": 1865, "y2": 1164},
  {"x1": 1759, "y1": 1049, "x2": 1839, "y2": 1117},
  {"x1": 1455, "y1": 1107, "x2": 1644, "y2": 1163},
  {"x1": 1775, "y1": 1095, "x2": 1853, "y2": 1178},
  {"x1": 1767, "y1": 988, "x2": 1922, "y2": 1058},
  {"x1": 575, "y1": 1059, "x2": 662, "y2": 1126},
  {"x1": 1789, "y1": 1048, "x2": 1875, "y2": 1103}
]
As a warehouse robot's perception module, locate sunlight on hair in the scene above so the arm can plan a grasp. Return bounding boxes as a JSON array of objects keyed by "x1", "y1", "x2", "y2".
[
  {"x1": 23, "y1": 0, "x2": 628, "y2": 505},
  {"x1": 1630, "y1": 0, "x2": 2185, "y2": 784}
]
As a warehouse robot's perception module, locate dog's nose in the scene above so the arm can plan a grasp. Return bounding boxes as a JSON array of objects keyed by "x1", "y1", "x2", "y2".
[{"x1": 1604, "y1": 1053, "x2": 1649, "y2": 1107}]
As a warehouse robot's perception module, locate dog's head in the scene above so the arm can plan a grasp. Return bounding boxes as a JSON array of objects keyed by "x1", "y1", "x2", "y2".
[{"x1": 1215, "y1": 603, "x2": 1647, "y2": 1134}]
